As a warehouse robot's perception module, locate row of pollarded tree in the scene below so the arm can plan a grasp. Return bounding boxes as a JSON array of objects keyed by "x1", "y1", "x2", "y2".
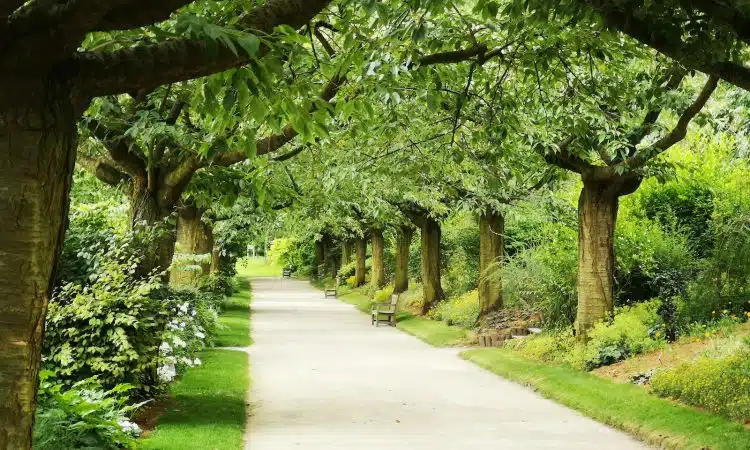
[{"x1": 313, "y1": 205, "x2": 505, "y2": 319}]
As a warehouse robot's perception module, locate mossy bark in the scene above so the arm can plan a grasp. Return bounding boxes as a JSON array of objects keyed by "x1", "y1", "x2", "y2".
[
  {"x1": 355, "y1": 237, "x2": 367, "y2": 287},
  {"x1": 0, "y1": 82, "x2": 78, "y2": 449},
  {"x1": 128, "y1": 181, "x2": 176, "y2": 281},
  {"x1": 420, "y1": 218, "x2": 445, "y2": 314},
  {"x1": 210, "y1": 245, "x2": 222, "y2": 274},
  {"x1": 371, "y1": 229, "x2": 386, "y2": 289},
  {"x1": 170, "y1": 204, "x2": 213, "y2": 287},
  {"x1": 394, "y1": 227, "x2": 414, "y2": 294},
  {"x1": 479, "y1": 212, "x2": 504, "y2": 317},
  {"x1": 575, "y1": 175, "x2": 641, "y2": 338},
  {"x1": 341, "y1": 240, "x2": 352, "y2": 266}
]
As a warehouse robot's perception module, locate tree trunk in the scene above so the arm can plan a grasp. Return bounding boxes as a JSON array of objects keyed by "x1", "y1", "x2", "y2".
[
  {"x1": 576, "y1": 179, "x2": 620, "y2": 338},
  {"x1": 354, "y1": 237, "x2": 367, "y2": 287},
  {"x1": 128, "y1": 182, "x2": 176, "y2": 281},
  {"x1": 420, "y1": 218, "x2": 445, "y2": 314},
  {"x1": 170, "y1": 204, "x2": 213, "y2": 287},
  {"x1": 0, "y1": 84, "x2": 78, "y2": 450},
  {"x1": 314, "y1": 239, "x2": 325, "y2": 278},
  {"x1": 479, "y1": 212, "x2": 504, "y2": 317},
  {"x1": 371, "y1": 229, "x2": 386, "y2": 289},
  {"x1": 210, "y1": 245, "x2": 222, "y2": 274},
  {"x1": 394, "y1": 227, "x2": 414, "y2": 294},
  {"x1": 341, "y1": 240, "x2": 352, "y2": 266}
]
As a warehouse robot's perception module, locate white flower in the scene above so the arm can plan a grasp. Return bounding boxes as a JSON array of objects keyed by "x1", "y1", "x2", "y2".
[
  {"x1": 118, "y1": 418, "x2": 142, "y2": 437},
  {"x1": 195, "y1": 331, "x2": 205, "y2": 339},
  {"x1": 172, "y1": 336, "x2": 186, "y2": 348},
  {"x1": 181, "y1": 356, "x2": 195, "y2": 366},
  {"x1": 159, "y1": 342, "x2": 171, "y2": 354},
  {"x1": 157, "y1": 364, "x2": 176, "y2": 383},
  {"x1": 193, "y1": 357, "x2": 201, "y2": 366},
  {"x1": 178, "y1": 302, "x2": 190, "y2": 314}
]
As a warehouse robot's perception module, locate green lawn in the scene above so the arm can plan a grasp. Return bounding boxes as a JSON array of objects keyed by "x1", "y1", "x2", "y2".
[
  {"x1": 215, "y1": 278, "x2": 252, "y2": 347},
  {"x1": 337, "y1": 288, "x2": 373, "y2": 313},
  {"x1": 141, "y1": 275, "x2": 252, "y2": 449},
  {"x1": 238, "y1": 256, "x2": 282, "y2": 277},
  {"x1": 462, "y1": 348, "x2": 750, "y2": 450},
  {"x1": 140, "y1": 349, "x2": 248, "y2": 450}
]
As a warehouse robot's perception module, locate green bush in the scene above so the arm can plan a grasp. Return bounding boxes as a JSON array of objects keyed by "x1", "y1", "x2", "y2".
[
  {"x1": 428, "y1": 289, "x2": 480, "y2": 329},
  {"x1": 45, "y1": 259, "x2": 220, "y2": 396},
  {"x1": 503, "y1": 222, "x2": 578, "y2": 326},
  {"x1": 505, "y1": 301, "x2": 667, "y2": 371},
  {"x1": 199, "y1": 273, "x2": 235, "y2": 297},
  {"x1": 34, "y1": 373, "x2": 142, "y2": 450},
  {"x1": 374, "y1": 284, "x2": 394, "y2": 303},
  {"x1": 582, "y1": 300, "x2": 666, "y2": 369},
  {"x1": 650, "y1": 343, "x2": 750, "y2": 422}
]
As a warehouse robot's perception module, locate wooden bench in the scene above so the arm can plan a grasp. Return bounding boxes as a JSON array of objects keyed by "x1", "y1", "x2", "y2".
[
  {"x1": 324, "y1": 277, "x2": 340, "y2": 298},
  {"x1": 371, "y1": 294, "x2": 398, "y2": 327},
  {"x1": 282, "y1": 268, "x2": 292, "y2": 278}
]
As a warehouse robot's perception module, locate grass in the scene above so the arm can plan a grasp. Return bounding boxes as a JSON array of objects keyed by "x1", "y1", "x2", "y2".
[
  {"x1": 215, "y1": 277, "x2": 252, "y2": 347},
  {"x1": 141, "y1": 273, "x2": 252, "y2": 449},
  {"x1": 238, "y1": 256, "x2": 282, "y2": 277},
  {"x1": 395, "y1": 312, "x2": 468, "y2": 347},
  {"x1": 140, "y1": 349, "x2": 248, "y2": 450},
  {"x1": 461, "y1": 348, "x2": 750, "y2": 450}
]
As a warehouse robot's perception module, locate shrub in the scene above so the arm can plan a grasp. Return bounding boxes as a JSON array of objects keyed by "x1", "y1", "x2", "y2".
[
  {"x1": 34, "y1": 373, "x2": 142, "y2": 450},
  {"x1": 504, "y1": 328, "x2": 578, "y2": 365},
  {"x1": 503, "y1": 223, "x2": 578, "y2": 327},
  {"x1": 400, "y1": 283, "x2": 425, "y2": 311},
  {"x1": 650, "y1": 343, "x2": 750, "y2": 422},
  {"x1": 44, "y1": 260, "x2": 219, "y2": 396},
  {"x1": 582, "y1": 300, "x2": 666, "y2": 369},
  {"x1": 428, "y1": 289, "x2": 480, "y2": 329},
  {"x1": 199, "y1": 273, "x2": 235, "y2": 296},
  {"x1": 374, "y1": 285, "x2": 394, "y2": 303},
  {"x1": 345, "y1": 275, "x2": 357, "y2": 288}
]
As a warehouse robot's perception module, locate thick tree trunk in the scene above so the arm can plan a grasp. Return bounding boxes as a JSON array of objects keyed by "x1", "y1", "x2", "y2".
[
  {"x1": 420, "y1": 218, "x2": 445, "y2": 314},
  {"x1": 341, "y1": 240, "x2": 352, "y2": 266},
  {"x1": 371, "y1": 229, "x2": 386, "y2": 289},
  {"x1": 128, "y1": 182, "x2": 176, "y2": 281},
  {"x1": 354, "y1": 237, "x2": 367, "y2": 287},
  {"x1": 210, "y1": 246, "x2": 222, "y2": 274},
  {"x1": 394, "y1": 227, "x2": 414, "y2": 294},
  {"x1": 0, "y1": 84, "x2": 78, "y2": 450},
  {"x1": 479, "y1": 212, "x2": 504, "y2": 317},
  {"x1": 576, "y1": 179, "x2": 620, "y2": 338},
  {"x1": 170, "y1": 204, "x2": 213, "y2": 287}
]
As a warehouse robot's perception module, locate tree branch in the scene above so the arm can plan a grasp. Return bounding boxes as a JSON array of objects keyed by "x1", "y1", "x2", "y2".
[
  {"x1": 419, "y1": 44, "x2": 487, "y2": 67},
  {"x1": 623, "y1": 74, "x2": 719, "y2": 169},
  {"x1": 541, "y1": 136, "x2": 592, "y2": 173},
  {"x1": 590, "y1": 1, "x2": 750, "y2": 92},
  {"x1": 73, "y1": 0, "x2": 333, "y2": 98},
  {"x1": 94, "y1": 0, "x2": 193, "y2": 31},
  {"x1": 272, "y1": 145, "x2": 307, "y2": 162},
  {"x1": 77, "y1": 153, "x2": 130, "y2": 186},
  {"x1": 84, "y1": 118, "x2": 148, "y2": 179},
  {"x1": 215, "y1": 73, "x2": 345, "y2": 166}
]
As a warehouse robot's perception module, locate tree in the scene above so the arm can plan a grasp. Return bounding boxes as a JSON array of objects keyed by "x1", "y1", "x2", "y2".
[{"x1": 0, "y1": 1, "x2": 337, "y2": 445}]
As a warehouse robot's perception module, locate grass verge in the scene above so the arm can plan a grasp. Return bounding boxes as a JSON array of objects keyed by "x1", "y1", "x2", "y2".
[
  {"x1": 215, "y1": 277, "x2": 252, "y2": 347},
  {"x1": 395, "y1": 312, "x2": 468, "y2": 347},
  {"x1": 461, "y1": 348, "x2": 750, "y2": 450},
  {"x1": 141, "y1": 276, "x2": 252, "y2": 449}
]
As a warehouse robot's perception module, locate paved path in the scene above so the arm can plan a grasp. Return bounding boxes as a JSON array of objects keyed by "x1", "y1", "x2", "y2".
[{"x1": 245, "y1": 278, "x2": 646, "y2": 450}]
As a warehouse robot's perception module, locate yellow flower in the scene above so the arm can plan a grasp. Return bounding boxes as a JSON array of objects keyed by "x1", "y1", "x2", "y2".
[
  {"x1": 655, "y1": 331, "x2": 661, "y2": 338},
  {"x1": 722, "y1": 309, "x2": 729, "y2": 314},
  {"x1": 704, "y1": 332, "x2": 711, "y2": 338}
]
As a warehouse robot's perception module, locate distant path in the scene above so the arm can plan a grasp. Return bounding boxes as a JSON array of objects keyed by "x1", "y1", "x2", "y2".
[{"x1": 245, "y1": 278, "x2": 646, "y2": 449}]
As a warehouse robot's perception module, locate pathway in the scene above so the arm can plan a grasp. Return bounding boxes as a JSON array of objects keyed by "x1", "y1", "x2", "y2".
[{"x1": 245, "y1": 278, "x2": 646, "y2": 449}]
